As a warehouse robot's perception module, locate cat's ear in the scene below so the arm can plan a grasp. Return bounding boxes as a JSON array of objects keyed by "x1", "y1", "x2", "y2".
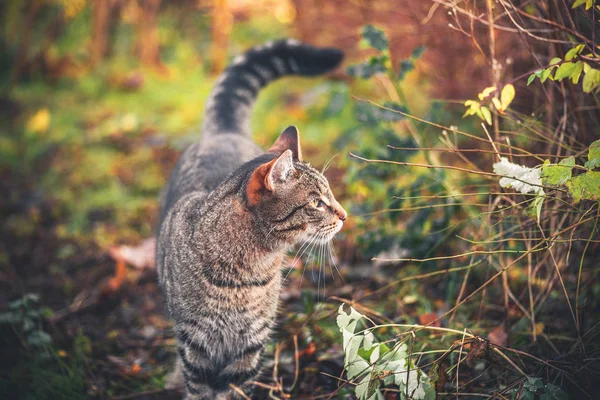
[
  {"x1": 265, "y1": 149, "x2": 295, "y2": 191},
  {"x1": 268, "y1": 126, "x2": 303, "y2": 161},
  {"x1": 247, "y1": 150, "x2": 295, "y2": 206}
]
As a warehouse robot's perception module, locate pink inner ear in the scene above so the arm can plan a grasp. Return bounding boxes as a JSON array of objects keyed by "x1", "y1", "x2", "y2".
[{"x1": 268, "y1": 126, "x2": 302, "y2": 161}]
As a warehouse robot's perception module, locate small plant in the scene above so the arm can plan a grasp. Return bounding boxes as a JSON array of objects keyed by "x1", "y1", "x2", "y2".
[
  {"x1": 510, "y1": 377, "x2": 568, "y2": 400},
  {"x1": 337, "y1": 305, "x2": 435, "y2": 400},
  {"x1": 0, "y1": 293, "x2": 53, "y2": 351}
]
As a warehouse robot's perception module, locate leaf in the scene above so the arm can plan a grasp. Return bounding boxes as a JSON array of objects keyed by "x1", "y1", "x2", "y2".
[
  {"x1": 530, "y1": 192, "x2": 545, "y2": 222},
  {"x1": 584, "y1": 139, "x2": 600, "y2": 169},
  {"x1": 347, "y1": 55, "x2": 388, "y2": 79},
  {"x1": 572, "y1": 0, "x2": 587, "y2": 7},
  {"x1": 26, "y1": 108, "x2": 51, "y2": 133},
  {"x1": 566, "y1": 171, "x2": 600, "y2": 203},
  {"x1": 418, "y1": 312, "x2": 440, "y2": 327},
  {"x1": 549, "y1": 57, "x2": 562, "y2": 66},
  {"x1": 492, "y1": 97, "x2": 502, "y2": 111},
  {"x1": 411, "y1": 45, "x2": 426, "y2": 59},
  {"x1": 565, "y1": 44, "x2": 585, "y2": 61},
  {"x1": 362, "y1": 25, "x2": 389, "y2": 51},
  {"x1": 527, "y1": 74, "x2": 537, "y2": 86},
  {"x1": 542, "y1": 156, "x2": 575, "y2": 185},
  {"x1": 582, "y1": 67, "x2": 600, "y2": 92},
  {"x1": 540, "y1": 69, "x2": 553, "y2": 83},
  {"x1": 398, "y1": 59, "x2": 414, "y2": 80},
  {"x1": 554, "y1": 62, "x2": 577, "y2": 81},
  {"x1": 500, "y1": 84, "x2": 516, "y2": 111},
  {"x1": 570, "y1": 61, "x2": 584, "y2": 84},
  {"x1": 488, "y1": 325, "x2": 507, "y2": 346},
  {"x1": 523, "y1": 377, "x2": 544, "y2": 391},
  {"x1": 481, "y1": 106, "x2": 492, "y2": 125},
  {"x1": 478, "y1": 86, "x2": 496, "y2": 101},
  {"x1": 541, "y1": 383, "x2": 569, "y2": 400}
]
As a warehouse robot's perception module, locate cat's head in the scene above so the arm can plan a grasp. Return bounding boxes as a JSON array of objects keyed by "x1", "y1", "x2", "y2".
[{"x1": 245, "y1": 126, "x2": 346, "y2": 245}]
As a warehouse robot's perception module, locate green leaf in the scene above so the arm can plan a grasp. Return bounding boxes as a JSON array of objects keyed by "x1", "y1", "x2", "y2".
[
  {"x1": 398, "y1": 59, "x2": 414, "y2": 80},
  {"x1": 347, "y1": 55, "x2": 388, "y2": 78},
  {"x1": 566, "y1": 171, "x2": 600, "y2": 203},
  {"x1": 549, "y1": 57, "x2": 562, "y2": 66},
  {"x1": 527, "y1": 74, "x2": 537, "y2": 86},
  {"x1": 523, "y1": 377, "x2": 544, "y2": 392},
  {"x1": 540, "y1": 68, "x2": 552, "y2": 83},
  {"x1": 530, "y1": 192, "x2": 545, "y2": 222},
  {"x1": 362, "y1": 25, "x2": 389, "y2": 51},
  {"x1": 571, "y1": 61, "x2": 584, "y2": 84},
  {"x1": 554, "y1": 62, "x2": 577, "y2": 81},
  {"x1": 542, "y1": 156, "x2": 575, "y2": 185},
  {"x1": 584, "y1": 139, "x2": 600, "y2": 169},
  {"x1": 572, "y1": 0, "x2": 587, "y2": 8},
  {"x1": 541, "y1": 383, "x2": 569, "y2": 400},
  {"x1": 565, "y1": 44, "x2": 585, "y2": 61},
  {"x1": 411, "y1": 46, "x2": 426, "y2": 59},
  {"x1": 500, "y1": 84, "x2": 516, "y2": 111},
  {"x1": 582, "y1": 67, "x2": 600, "y2": 92}
]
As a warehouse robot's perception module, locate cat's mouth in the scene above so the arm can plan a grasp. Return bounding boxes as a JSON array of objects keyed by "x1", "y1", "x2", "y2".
[{"x1": 314, "y1": 220, "x2": 343, "y2": 244}]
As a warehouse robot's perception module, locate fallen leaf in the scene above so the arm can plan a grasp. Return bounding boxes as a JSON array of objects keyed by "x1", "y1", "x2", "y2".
[
  {"x1": 26, "y1": 108, "x2": 51, "y2": 133},
  {"x1": 109, "y1": 237, "x2": 156, "y2": 270},
  {"x1": 488, "y1": 325, "x2": 507, "y2": 347},
  {"x1": 419, "y1": 312, "x2": 441, "y2": 327}
]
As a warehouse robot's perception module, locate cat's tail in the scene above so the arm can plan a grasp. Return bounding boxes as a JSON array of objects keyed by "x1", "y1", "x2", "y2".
[{"x1": 201, "y1": 39, "x2": 344, "y2": 137}]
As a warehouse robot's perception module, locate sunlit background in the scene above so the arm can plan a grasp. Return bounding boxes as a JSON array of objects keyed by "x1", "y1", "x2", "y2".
[{"x1": 2, "y1": 1, "x2": 599, "y2": 399}]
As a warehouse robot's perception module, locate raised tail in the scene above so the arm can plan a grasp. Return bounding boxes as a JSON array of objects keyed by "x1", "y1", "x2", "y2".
[{"x1": 201, "y1": 39, "x2": 344, "y2": 137}]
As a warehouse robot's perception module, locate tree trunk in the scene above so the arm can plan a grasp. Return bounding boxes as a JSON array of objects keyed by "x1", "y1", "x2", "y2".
[
  {"x1": 209, "y1": 0, "x2": 231, "y2": 73},
  {"x1": 90, "y1": 0, "x2": 112, "y2": 65},
  {"x1": 137, "y1": 0, "x2": 162, "y2": 67}
]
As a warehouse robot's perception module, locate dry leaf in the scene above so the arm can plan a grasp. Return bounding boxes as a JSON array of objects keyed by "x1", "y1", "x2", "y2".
[
  {"x1": 418, "y1": 312, "x2": 441, "y2": 327},
  {"x1": 109, "y1": 237, "x2": 156, "y2": 270},
  {"x1": 488, "y1": 325, "x2": 507, "y2": 347}
]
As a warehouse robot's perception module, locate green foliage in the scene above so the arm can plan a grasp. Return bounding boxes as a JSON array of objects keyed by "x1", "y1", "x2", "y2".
[
  {"x1": 337, "y1": 305, "x2": 435, "y2": 400},
  {"x1": 541, "y1": 140, "x2": 600, "y2": 203},
  {"x1": 527, "y1": 43, "x2": 600, "y2": 93},
  {"x1": 361, "y1": 25, "x2": 389, "y2": 51},
  {"x1": 572, "y1": 0, "x2": 595, "y2": 9},
  {"x1": 510, "y1": 377, "x2": 568, "y2": 400},
  {"x1": 0, "y1": 293, "x2": 53, "y2": 350},
  {"x1": 0, "y1": 294, "x2": 88, "y2": 400}
]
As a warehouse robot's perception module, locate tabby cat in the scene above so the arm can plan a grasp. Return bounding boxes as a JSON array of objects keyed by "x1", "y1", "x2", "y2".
[{"x1": 156, "y1": 39, "x2": 347, "y2": 399}]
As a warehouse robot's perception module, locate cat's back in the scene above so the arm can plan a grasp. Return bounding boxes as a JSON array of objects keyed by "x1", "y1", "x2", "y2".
[{"x1": 160, "y1": 134, "x2": 261, "y2": 220}]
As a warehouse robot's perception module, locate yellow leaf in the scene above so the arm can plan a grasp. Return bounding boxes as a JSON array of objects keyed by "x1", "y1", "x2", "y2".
[
  {"x1": 481, "y1": 106, "x2": 492, "y2": 125},
  {"x1": 26, "y1": 108, "x2": 51, "y2": 133},
  {"x1": 534, "y1": 323, "x2": 545, "y2": 335},
  {"x1": 491, "y1": 97, "x2": 502, "y2": 112},
  {"x1": 500, "y1": 84, "x2": 515, "y2": 111},
  {"x1": 478, "y1": 86, "x2": 496, "y2": 101}
]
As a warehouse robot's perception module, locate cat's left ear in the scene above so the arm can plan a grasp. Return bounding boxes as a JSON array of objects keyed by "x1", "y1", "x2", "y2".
[
  {"x1": 247, "y1": 150, "x2": 295, "y2": 206},
  {"x1": 268, "y1": 126, "x2": 303, "y2": 161}
]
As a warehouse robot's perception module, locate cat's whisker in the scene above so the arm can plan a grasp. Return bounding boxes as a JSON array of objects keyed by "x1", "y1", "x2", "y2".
[
  {"x1": 321, "y1": 153, "x2": 339, "y2": 174},
  {"x1": 283, "y1": 234, "x2": 318, "y2": 283},
  {"x1": 265, "y1": 225, "x2": 277, "y2": 239},
  {"x1": 299, "y1": 236, "x2": 320, "y2": 288},
  {"x1": 328, "y1": 239, "x2": 344, "y2": 282}
]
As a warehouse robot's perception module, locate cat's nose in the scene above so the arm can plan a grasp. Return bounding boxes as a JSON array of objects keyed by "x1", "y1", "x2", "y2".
[{"x1": 332, "y1": 200, "x2": 347, "y2": 222}]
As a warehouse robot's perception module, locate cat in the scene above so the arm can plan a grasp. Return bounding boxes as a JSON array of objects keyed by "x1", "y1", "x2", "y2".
[{"x1": 156, "y1": 39, "x2": 347, "y2": 400}]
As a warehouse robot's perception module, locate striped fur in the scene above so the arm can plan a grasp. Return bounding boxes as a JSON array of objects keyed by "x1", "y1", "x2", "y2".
[
  {"x1": 157, "y1": 41, "x2": 345, "y2": 399},
  {"x1": 201, "y1": 39, "x2": 344, "y2": 138}
]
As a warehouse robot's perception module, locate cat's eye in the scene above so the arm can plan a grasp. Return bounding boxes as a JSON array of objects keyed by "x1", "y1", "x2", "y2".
[{"x1": 315, "y1": 199, "x2": 326, "y2": 208}]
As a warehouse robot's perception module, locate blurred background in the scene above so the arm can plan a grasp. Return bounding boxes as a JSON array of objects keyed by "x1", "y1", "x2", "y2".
[{"x1": 1, "y1": 0, "x2": 599, "y2": 399}]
